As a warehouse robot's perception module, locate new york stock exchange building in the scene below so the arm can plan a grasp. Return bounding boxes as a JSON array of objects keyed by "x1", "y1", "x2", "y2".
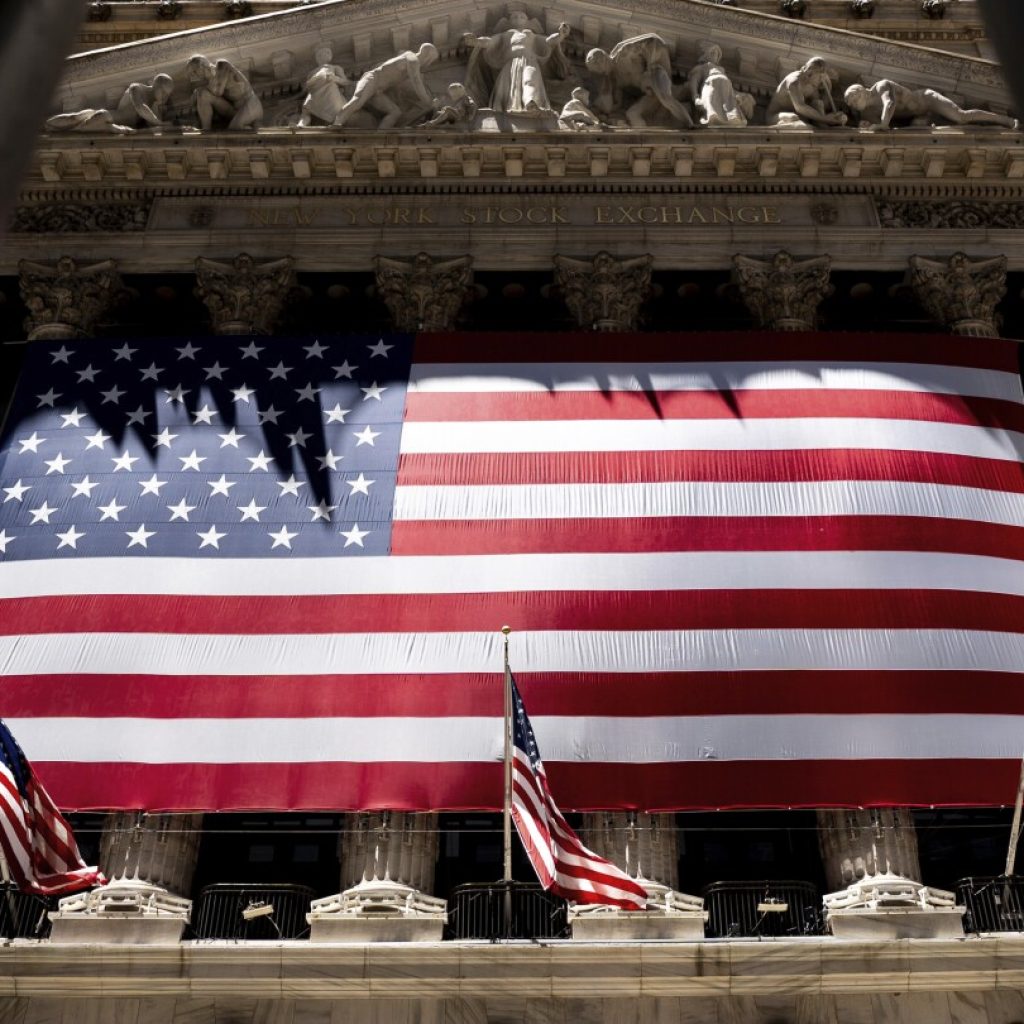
[{"x1": 3, "y1": 0, "x2": 1024, "y2": 1021}]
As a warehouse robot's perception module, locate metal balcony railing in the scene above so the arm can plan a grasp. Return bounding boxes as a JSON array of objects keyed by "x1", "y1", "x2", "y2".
[
  {"x1": 957, "y1": 876, "x2": 1024, "y2": 934},
  {"x1": 192, "y1": 883, "x2": 316, "y2": 940},
  {"x1": 446, "y1": 880, "x2": 569, "y2": 940},
  {"x1": 702, "y1": 880, "x2": 825, "y2": 938},
  {"x1": 0, "y1": 885, "x2": 54, "y2": 940}
]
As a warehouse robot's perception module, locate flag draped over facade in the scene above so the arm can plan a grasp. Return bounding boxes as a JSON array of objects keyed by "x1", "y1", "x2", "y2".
[
  {"x1": 0, "y1": 719, "x2": 103, "y2": 895},
  {"x1": 509, "y1": 674, "x2": 647, "y2": 908},
  {"x1": 0, "y1": 332, "x2": 1022, "y2": 811}
]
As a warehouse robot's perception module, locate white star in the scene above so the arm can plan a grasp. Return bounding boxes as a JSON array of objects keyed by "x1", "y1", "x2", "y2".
[
  {"x1": 44, "y1": 452, "x2": 71, "y2": 475},
  {"x1": 139, "y1": 473, "x2": 166, "y2": 496},
  {"x1": 333, "y1": 360, "x2": 357, "y2": 379},
  {"x1": 17, "y1": 432, "x2": 44, "y2": 454},
  {"x1": 126, "y1": 405, "x2": 150, "y2": 426},
  {"x1": 60, "y1": 407, "x2": 85, "y2": 428},
  {"x1": 256, "y1": 405, "x2": 281, "y2": 426},
  {"x1": 178, "y1": 449, "x2": 207, "y2": 471},
  {"x1": 267, "y1": 361, "x2": 292, "y2": 381},
  {"x1": 176, "y1": 342, "x2": 201, "y2": 360},
  {"x1": 70, "y1": 476, "x2": 98, "y2": 498},
  {"x1": 239, "y1": 341, "x2": 264, "y2": 360},
  {"x1": 193, "y1": 404, "x2": 217, "y2": 425},
  {"x1": 197, "y1": 526, "x2": 226, "y2": 550},
  {"x1": 340, "y1": 522, "x2": 370, "y2": 547},
  {"x1": 232, "y1": 384, "x2": 255, "y2": 404},
  {"x1": 204, "y1": 361, "x2": 227, "y2": 381},
  {"x1": 237, "y1": 498, "x2": 267, "y2": 522},
  {"x1": 269, "y1": 525, "x2": 298, "y2": 550},
  {"x1": 295, "y1": 383, "x2": 321, "y2": 403},
  {"x1": 152, "y1": 427, "x2": 178, "y2": 449},
  {"x1": 56, "y1": 525, "x2": 85, "y2": 550},
  {"x1": 353, "y1": 425, "x2": 380, "y2": 447},
  {"x1": 126, "y1": 524, "x2": 156, "y2": 549},
  {"x1": 112, "y1": 343, "x2": 136, "y2": 362},
  {"x1": 111, "y1": 450, "x2": 139, "y2": 472},
  {"x1": 100, "y1": 385, "x2": 125, "y2": 405},
  {"x1": 287, "y1": 427, "x2": 311, "y2": 448},
  {"x1": 218, "y1": 428, "x2": 245, "y2": 448},
  {"x1": 316, "y1": 449, "x2": 342, "y2": 471},
  {"x1": 346, "y1": 473, "x2": 375, "y2": 496},
  {"x1": 29, "y1": 502, "x2": 57, "y2": 525},
  {"x1": 307, "y1": 499, "x2": 338, "y2": 522},
  {"x1": 139, "y1": 362, "x2": 163, "y2": 382},
  {"x1": 2, "y1": 480, "x2": 29, "y2": 503},
  {"x1": 246, "y1": 450, "x2": 274, "y2": 472},
  {"x1": 324, "y1": 404, "x2": 350, "y2": 424},
  {"x1": 367, "y1": 339, "x2": 393, "y2": 359},
  {"x1": 304, "y1": 340, "x2": 328, "y2": 359},
  {"x1": 76, "y1": 364, "x2": 99, "y2": 383},
  {"x1": 97, "y1": 499, "x2": 127, "y2": 522},
  {"x1": 84, "y1": 430, "x2": 111, "y2": 450},
  {"x1": 0, "y1": 530, "x2": 13, "y2": 555},
  {"x1": 208, "y1": 474, "x2": 235, "y2": 497},
  {"x1": 277, "y1": 474, "x2": 304, "y2": 497},
  {"x1": 361, "y1": 382, "x2": 388, "y2": 402},
  {"x1": 36, "y1": 388, "x2": 60, "y2": 408},
  {"x1": 50, "y1": 345, "x2": 73, "y2": 364},
  {"x1": 164, "y1": 384, "x2": 190, "y2": 405},
  {"x1": 167, "y1": 499, "x2": 196, "y2": 522}
]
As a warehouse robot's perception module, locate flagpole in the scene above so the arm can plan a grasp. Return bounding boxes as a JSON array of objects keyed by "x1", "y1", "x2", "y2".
[
  {"x1": 501, "y1": 625, "x2": 513, "y2": 938},
  {"x1": 1005, "y1": 754, "x2": 1024, "y2": 877}
]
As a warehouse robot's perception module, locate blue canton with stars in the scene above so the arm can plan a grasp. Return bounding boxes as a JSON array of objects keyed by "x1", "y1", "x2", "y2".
[{"x1": 0, "y1": 335, "x2": 412, "y2": 559}]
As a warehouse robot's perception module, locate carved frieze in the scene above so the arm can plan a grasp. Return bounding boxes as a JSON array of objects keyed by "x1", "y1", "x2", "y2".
[
  {"x1": 878, "y1": 200, "x2": 1024, "y2": 230},
  {"x1": 9, "y1": 203, "x2": 151, "y2": 234},
  {"x1": 374, "y1": 253, "x2": 474, "y2": 331},
  {"x1": 732, "y1": 250, "x2": 833, "y2": 331},
  {"x1": 18, "y1": 256, "x2": 125, "y2": 341},
  {"x1": 907, "y1": 252, "x2": 1007, "y2": 337},
  {"x1": 193, "y1": 253, "x2": 298, "y2": 334},
  {"x1": 553, "y1": 251, "x2": 653, "y2": 331}
]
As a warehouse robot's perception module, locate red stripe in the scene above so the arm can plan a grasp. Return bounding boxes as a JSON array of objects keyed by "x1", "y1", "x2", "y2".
[
  {"x1": 31, "y1": 758, "x2": 1024, "y2": 812},
  {"x1": 414, "y1": 332, "x2": 1020, "y2": 372},
  {"x1": 7, "y1": 668, "x2": 1024, "y2": 720},
  {"x1": 397, "y1": 450, "x2": 1024, "y2": 489},
  {"x1": 405, "y1": 389, "x2": 1024, "y2": 429},
  {"x1": 392, "y1": 515, "x2": 1024, "y2": 558},
  {"x1": 5, "y1": 589, "x2": 1024, "y2": 637}
]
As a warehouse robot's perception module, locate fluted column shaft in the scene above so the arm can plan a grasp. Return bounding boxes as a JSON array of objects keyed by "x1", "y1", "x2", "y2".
[
  {"x1": 100, "y1": 812, "x2": 203, "y2": 897},
  {"x1": 579, "y1": 812, "x2": 678, "y2": 889},
  {"x1": 340, "y1": 812, "x2": 439, "y2": 894},
  {"x1": 817, "y1": 808, "x2": 922, "y2": 892}
]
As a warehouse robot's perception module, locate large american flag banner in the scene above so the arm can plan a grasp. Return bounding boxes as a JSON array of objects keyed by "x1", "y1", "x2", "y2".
[{"x1": 0, "y1": 332, "x2": 1022, "y2": 811}]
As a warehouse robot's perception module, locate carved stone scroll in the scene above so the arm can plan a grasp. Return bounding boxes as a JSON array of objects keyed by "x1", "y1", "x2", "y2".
[
  {"x1": 732, "y1": 251, "x2": 833, "y2": 331},
  {"x1": 908, "y1": 252, "x2": 1007, "y2": 337},
  {"x1": 553, "y1": 251, "x2": 653, "y2": 331},
  {"x1": 194, "y1": 253, "x2": 297, "y2": 335},
  {"x1": 18, "y1": 256, "x2": 123, "y2": 341},
  {"x1": 374, "y1": 253, "x2": 474, "y2": 331}
]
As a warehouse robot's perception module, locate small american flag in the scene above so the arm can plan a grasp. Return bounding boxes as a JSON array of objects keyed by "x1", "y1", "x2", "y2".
[
  {"x1": 510, "y1": 675, "x2": 647, "y2": 909},
  {"x1": 0, "y1": 719, "x2": 103, "y2": 896}
]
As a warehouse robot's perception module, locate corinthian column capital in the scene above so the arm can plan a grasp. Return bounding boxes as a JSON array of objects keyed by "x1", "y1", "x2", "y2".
[
  {"x1": 908, "y1": 252, "x2": 1007, "y2": 337},
  {"x1": 732, "y1": 250, "x2": 832, "y2": 331},
  {"x1": 374, "y1": 253, "x2": 474, "y2": 331},
  {"x1": 18, "y1": 256, "x2": 123, "y2": 340},
  {"x1": 553, "y1": 251, "x2": 653, "y2": 331},
  {"x1": 194, "y1": 253, "x2": 297, "y2": 335}
]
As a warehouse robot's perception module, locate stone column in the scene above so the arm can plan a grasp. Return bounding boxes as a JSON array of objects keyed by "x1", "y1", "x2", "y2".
[
  {"x1": 732, "y1": 251, "x2": 833, "y2": 331},
  {"x1": 194, "y1": 253, "x2": 297, "y2": 335},
  {"x1": 818, "y1": 809, "x2": 964, "y2": 938},
  {"x1": 570, "y1": 812, "x2": 707, "y2": 940},
  {"x1": 49, "y1": 813, "x2": 200, "y2": 944},
  {"x1": 908, "y1": 252, "x2": 1007, "y2": 337},
  {"x1": 18, "y1": 256, "x2": 123, "y2": 341},
  {"x1": 553, "y1": 251, "x2": 653, "y2": 331},
  {"x1": 374, "y1": 253, "x2": 473, "y2": 331},
  {"x1": 307, "y1": 812, "x2": 447, "y2": 942}
]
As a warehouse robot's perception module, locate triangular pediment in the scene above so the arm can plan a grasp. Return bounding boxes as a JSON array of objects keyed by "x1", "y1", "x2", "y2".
[{"x1": 52, "y1": 0, "x2": 1011, "y2": 129}]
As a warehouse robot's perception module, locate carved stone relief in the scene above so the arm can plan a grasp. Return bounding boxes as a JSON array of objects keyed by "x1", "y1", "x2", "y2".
[
  {"x1": 553, "y1": 252, "x2": 653, "y2": 331},
  {"x1": 907, "y1": 252, "x2": 1007, "y2": 337},
  {"x1": 193, "y1": 253, "x2": 298, "y2": 334},
  {"x1": 374, "y1": 253, "x2": 474, "y2": 331},
  {"x1": 845, "y1": 80, "x2": 1018, "y2": 129},
  {"x1": 10, "y1": 203, "x2": 151, "y2": 233},
  {"x1": 878, "y1": 199, "x2": 1024, "y2": 230},
  {"x1": 732, "y1": 251, "x2": 833, "y2": 331},
  {"x1": 18, "y1": 256, "x2": 125, "y2": 341}
]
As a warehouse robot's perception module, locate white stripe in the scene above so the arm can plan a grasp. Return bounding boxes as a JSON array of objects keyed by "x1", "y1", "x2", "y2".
[
  {"x1": 11, "y1": 713, "x2": 1024, "y2": 763},
  {"x1": 409, "y1": 361, "x2": 1023, "y2": 402},
  {"x1": 3, "y1": 628, "x2": 1024, "y2": 676},
  {"x1": 399, "y1": 418, "x2": 1024, "y2": 460},
  {"x1": 1, "y1": 551, "x2": 1022, "y2": 598},
  {"x1": 394, "y1": 480, "x2": 1024, "y2": 526}
]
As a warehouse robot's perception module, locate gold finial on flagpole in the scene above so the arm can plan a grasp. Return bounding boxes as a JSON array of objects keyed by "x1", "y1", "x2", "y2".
[{"x1": 501, "y1": 625, "x2": 511, "y2": 635}]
